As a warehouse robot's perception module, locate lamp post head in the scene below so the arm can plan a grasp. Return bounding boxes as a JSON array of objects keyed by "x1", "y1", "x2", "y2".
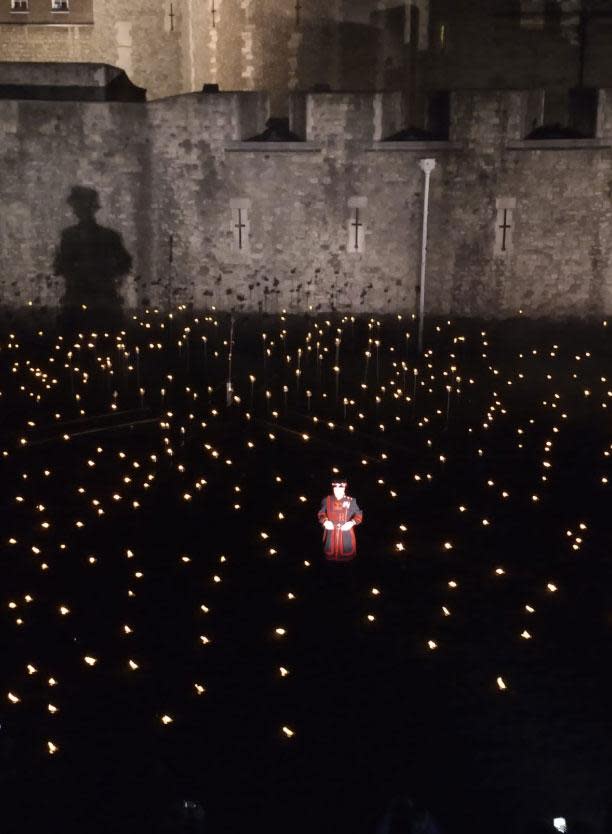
[{"x1": 418, "y1": 158, "x2": 437, "y2": 174}]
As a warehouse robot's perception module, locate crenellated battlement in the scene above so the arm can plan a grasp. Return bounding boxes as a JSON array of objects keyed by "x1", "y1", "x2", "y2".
[{"x1": 2, "y1": 63, "x2": 609, "y2": 146}]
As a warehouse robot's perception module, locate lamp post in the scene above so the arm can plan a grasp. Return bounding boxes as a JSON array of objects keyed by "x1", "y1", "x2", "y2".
[
  {"x1": 417, "y1": 158, "x2": 436, "y2": 355},
  {"x1": 226, "y1": 314, "x2": 235, "y2": 406}
]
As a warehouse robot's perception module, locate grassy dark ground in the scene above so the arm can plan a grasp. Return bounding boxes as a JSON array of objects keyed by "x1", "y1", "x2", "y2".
[{"x1": 0, "y1": 310, "x2": 611, "y2": 834}]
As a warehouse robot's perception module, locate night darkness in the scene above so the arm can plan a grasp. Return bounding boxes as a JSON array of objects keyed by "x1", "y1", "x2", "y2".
[
  {"x1": 1, "y1": 310, "x2": 612, "y2": 834},
  {"x1": 1, "y1": 1, "x2": 612, "y2": 832}
]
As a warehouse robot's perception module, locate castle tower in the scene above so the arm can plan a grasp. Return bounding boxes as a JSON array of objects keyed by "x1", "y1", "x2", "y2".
[
  {"x1": 182, "y1": 0, "x2": 421, "y2": 117},
  {"x1": 0, "y1": 0, "x2": 188, "y2": 100},
  {"x1": 0, "y1": 0, "x2": 426, "y2": 111}
]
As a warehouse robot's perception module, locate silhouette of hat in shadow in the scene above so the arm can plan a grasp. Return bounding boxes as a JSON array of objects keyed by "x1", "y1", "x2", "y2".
[{"x1": 67, "y1": 186, "x2": 100, "y2": 214}]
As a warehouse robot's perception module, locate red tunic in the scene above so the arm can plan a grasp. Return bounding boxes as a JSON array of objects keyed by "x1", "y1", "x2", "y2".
[{"x1": 317, "y1": 495, "x2": 363, "y2": 561}]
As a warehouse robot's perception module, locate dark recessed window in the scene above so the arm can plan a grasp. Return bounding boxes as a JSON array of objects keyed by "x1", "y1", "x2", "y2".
[
  {"x1": 409, "y1": 4, "x2": 420, "y2": 50},
  {"x1": 10, "y1": 0, "x2": 29, "y2": 12},
  {"x1": 544, "y1": 0, "x2": 562, "y2": 29},
  {"x1": 51, "y1": 0, "x2": 70, "y2": 10},
  {"x1": 427, "y1": 90, "x2": 450, "y2": 140},
  {"x1": 568, "y1": 87, "x2": 598, "y2": 138}
]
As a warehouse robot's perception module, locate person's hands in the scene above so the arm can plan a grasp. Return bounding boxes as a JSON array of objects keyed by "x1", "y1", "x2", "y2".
[
  {"x1": 323, "y1": 519, "x2": 334, "y2": 530},
  {"x1": 340, "y1": 521, "x2": 355, "y2": 531}
]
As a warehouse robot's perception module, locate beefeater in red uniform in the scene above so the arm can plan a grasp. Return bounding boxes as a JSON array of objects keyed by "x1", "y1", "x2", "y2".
[{"x1": 317, "y1": 480, "x2": 363, "y2": 561}]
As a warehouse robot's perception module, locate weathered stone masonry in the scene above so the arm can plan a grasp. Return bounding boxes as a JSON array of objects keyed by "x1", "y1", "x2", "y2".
[{"x1": 0, "y1": 77, "x2": 610, "y2": 319}]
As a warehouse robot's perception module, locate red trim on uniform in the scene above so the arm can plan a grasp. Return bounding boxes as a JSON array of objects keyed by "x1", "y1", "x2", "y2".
[
  {"x1": 327, "y1": 496, "x2": 335, "y2": 558},
  {"x1": 318, "y1": 494, "x2": 362, "y2": 562}
]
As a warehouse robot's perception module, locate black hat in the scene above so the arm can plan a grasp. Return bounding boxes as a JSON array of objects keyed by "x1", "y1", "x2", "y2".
[{"x1": 67, "y1": 186, "x2": 100, "y2": 212}]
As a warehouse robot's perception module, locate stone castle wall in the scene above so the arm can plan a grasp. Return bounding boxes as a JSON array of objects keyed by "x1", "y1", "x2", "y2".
[{"x1": 0, "y1": 82, "x2": 610, "y2": 319}]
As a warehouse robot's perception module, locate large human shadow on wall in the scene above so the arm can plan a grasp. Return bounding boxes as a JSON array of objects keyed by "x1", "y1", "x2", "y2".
[{"x1": 53, "y1": 186, "x2": 133, "y2": 329}]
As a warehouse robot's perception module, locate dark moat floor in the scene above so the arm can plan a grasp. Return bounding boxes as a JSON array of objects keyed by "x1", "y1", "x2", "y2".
[{"x1": 1, "y1": 310, "x2": 611, "y2": 834}]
